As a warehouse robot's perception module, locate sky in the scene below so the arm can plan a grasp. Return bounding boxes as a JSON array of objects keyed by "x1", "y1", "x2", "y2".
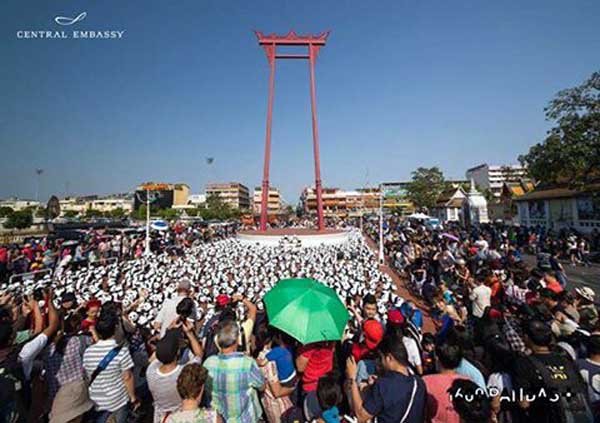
[{"x1": 1, "y1": 0, "x2": 599, "y2": 204}]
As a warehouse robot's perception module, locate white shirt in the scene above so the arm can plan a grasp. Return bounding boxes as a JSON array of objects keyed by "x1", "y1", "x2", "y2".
[
  {"x1": 19, "y1": 333, "x2": 48, "y2": 380},
  {"x1": 402, "y1": 336, "x2": 422, "y2": 369},
  {"x1": 469, "y1": 284, "x2": 491, "y2": 318},
  {"x1": 154, "y1": 294, "x2": 199, "y2": 338}
]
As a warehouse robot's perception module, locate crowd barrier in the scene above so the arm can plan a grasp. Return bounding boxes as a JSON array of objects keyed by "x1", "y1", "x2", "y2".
[{"x1": 8, "y1": 268, "x2": 53, "y2": 285}]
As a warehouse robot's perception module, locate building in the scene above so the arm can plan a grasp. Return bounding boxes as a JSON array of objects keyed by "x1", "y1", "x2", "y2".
[
  {"x1": 301, "y1": 187, "x2": 343, "y2": 217},
  {"x1": 496, "y1": 179, "x2": 535, "y2": 223},
  {"x1": 348, "y1": 188, "x2": 380, "y2": 216},
  {"x1": 463, "y1": 180, "x2": 489, "y2": 225},
  {"x1": 380, "y1": 182, "x2": 415, "y2": 215},
  {"x1": 466, "y1": 164, "x2": 528, "y2": 197},
  {"x1": 514, "y1": 183, "x2": 600, "y2": 233},
  {"x1": 90, "y1": 197, "x2": 133, "y2": 214},
  {"x1": 0, "y1": 198, "x2": 41, "y2": 211},
  {"x1": 188, "y1": 194, "x2": 207, "y2": 206},
  {"x1": 59, "y1": 197, "x2": 89, "y2": 215},
  {"x1": 133, "y1": 183, "x2": 190, "y2": 210},
  {"x1": 433, "y1": 187, "x2": 466, "y2": 223},
  {"x1": 206, "y1": 182, "x2": 250, "y2": 210},
  {"x1": 253, "y1": 187, "x2": 282, "y2": 215},
  {"x1": 59, "y1": 195, "x2": 133, "y2": 216},
  {"x1": 301, "y1": 185, "x2": 409, "y2": 218}
]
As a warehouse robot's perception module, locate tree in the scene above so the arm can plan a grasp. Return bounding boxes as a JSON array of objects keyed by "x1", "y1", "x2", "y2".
[
  {"x1": 5, "y1": 209, "x2": 33, "y2": 229},
  {"x1": 157, "y1": 208, "x2": 179, "y2": 220},
  {"x1": 0, "y1": 207, "x2": 13, "y2": 218},
  {"x1": 109, "y1": 207, "x2": 127, "y2": 219},
  {"x1": 202, "y1": 194, "x2": 239, "y2": 220},
  {"x1": 132, "y1": 205, "x2": 152, "y2": 221},
  {"x1": 405, "y1": 167, "x2": 448, "y2": 210},
  {"x1": 85, "y1": 208, "x2": 104, "y2": 218},
  {"x1": 519, "y1": 71, "x2": 600, "y2": 188},
  {"x1": 46, "y1": 195, "x2": 61, "y2": 219},
  {"x1": 63, "y1": 210, "x2": 79, "y2": 218}
]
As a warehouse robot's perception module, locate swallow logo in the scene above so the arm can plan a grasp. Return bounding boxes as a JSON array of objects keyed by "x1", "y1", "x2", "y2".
[{"x1": 54, "y1": 12, "x2": 87, "y2": 26}]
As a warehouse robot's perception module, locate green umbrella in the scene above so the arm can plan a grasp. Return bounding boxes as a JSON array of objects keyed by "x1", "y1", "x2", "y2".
[{"x1": 264, "y1": 278, "x2": 350, "y2": 344}]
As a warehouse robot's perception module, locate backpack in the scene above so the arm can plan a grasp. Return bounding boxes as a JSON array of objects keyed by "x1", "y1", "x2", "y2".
[
  {"x1": 0, "y1": 346, "x2": 27, "y2": 423},
  {"x1": 201, "y1": 314, "x2": 222, "y2": 360},
  {"x1": 528, "y1": 354, "x2": 593, "y2": 423}
]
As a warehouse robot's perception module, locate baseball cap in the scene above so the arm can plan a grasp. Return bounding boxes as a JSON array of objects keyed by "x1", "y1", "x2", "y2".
[
  {"x1": 387, "y1": 309, "x2": 405, "y2": 326},
  {"x1": 363, "y1": 320, "x2": 384, "y2": 350},
  {"x1": 575, "y1": 286, "x2": 595, "y2": 303},
  {"x1": 216, "y1": 294, "x2": 231, "y2": 307}
]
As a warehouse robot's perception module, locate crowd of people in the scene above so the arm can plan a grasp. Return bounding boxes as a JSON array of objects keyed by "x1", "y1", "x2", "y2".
[
  {"x1": 1, "y1": 215, "x2": 600, "y2": 423},
  {"x1": 0, "y1": 221, "x2": 236, "y2": 284},
  {"x1": 365, "y1": 215, "x2": 600, "y2": 422}
]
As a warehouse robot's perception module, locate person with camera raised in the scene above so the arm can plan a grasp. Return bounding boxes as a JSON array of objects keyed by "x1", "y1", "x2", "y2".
[
  {"x1": 147, "y1": 318, "x2": 204, "y2": 423},
  {"x1": 154, "y1": 279, "x2": 199, "y2": 339}
]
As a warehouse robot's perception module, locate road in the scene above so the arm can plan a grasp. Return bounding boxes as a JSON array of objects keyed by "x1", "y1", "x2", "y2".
[{"x1": 523, "y1": 254, "x2": 600, "y2": 297}]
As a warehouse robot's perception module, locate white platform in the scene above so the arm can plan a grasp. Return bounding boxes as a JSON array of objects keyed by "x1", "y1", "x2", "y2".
[{"x1": 236, "y1": 229, "x2": 351, "y2": 247}]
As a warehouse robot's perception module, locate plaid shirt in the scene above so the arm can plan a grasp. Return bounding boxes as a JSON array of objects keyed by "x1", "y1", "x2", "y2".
[
  {"x1": 503, "y1": 316, "x2": 526, "y2": 353},
  {"x1": 204, "y1": 352, "x2": 265, "y2": 423},
  {"x1": 44, "y1": 335, "x2": 88, "y2": 402}
]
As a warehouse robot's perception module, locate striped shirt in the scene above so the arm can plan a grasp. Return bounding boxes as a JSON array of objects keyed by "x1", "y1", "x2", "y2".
[
  {"x1": 204, "y1": 352, "x2": 264, "y2": 423},
  {"x1": 83, "y1": 339, "x2": 134, "y2": 412}
]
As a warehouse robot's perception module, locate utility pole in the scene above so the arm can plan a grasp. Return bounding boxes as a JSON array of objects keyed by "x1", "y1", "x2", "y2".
[{"x1": 378, "y1": 184, "x2": 384, "y2": 264}]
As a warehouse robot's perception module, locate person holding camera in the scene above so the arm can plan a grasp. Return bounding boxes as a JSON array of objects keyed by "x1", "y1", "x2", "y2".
[
  {"x1": 147, "y1": 318, "x2": 204, "y2": 423},
  {"x1": 154, "y1": 279, "x2": 199, "y2": 339}
]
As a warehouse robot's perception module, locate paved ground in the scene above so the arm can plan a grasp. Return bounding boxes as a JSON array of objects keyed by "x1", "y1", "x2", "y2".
[
  {"x1": 523, "y1": 254, "x2": 600, "y2": 297},
  {"x1": 362, "y1": 234, "x2": 436, "y2": 332}
]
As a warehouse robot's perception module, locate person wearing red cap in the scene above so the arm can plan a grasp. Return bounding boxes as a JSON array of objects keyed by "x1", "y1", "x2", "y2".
[
  {"x1": 387, "y1": 309, "x2": 404, "y2": 326},
  {"x1": 216, "y1": 294, "x2": 231, "y2": 308},
  {"x1": 81, "y1": 298, "x2": 101, "y2": 341},
  {"x1": 386, "y1": 311, "x2": 423, "y2": 375},
  {"x1": 351, "y1": 320, "x2": 384, "y2": 362}
]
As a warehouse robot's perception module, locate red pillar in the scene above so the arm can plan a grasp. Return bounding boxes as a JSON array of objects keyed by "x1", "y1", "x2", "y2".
[
  {"x1": 260, "y1": 44, "x2": 276, "y2": 231},
  {"x1": 308, "y1": 44, "x2": 325, "y2": 231}
]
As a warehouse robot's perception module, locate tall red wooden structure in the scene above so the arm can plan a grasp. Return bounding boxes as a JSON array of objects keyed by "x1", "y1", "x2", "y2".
[{"x1": 255, "y1": 30, "x2": 330, "y2": 231}]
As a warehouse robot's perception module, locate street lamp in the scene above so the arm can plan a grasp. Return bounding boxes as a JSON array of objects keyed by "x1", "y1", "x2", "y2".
[
  {"x1": 378, "y1": 185, "x2": 384, "y2": 264},
  {"x1": 35, "y1": 168, "x2": 44, "y2": 203},
  {"x1": 136, "y1": 188, "x2": 160, "y2": 256}
]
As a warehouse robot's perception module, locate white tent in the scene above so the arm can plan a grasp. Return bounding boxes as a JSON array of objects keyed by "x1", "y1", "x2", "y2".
[
  {"x1": 150, "y1": 220, "x2": 169, "y2": 231},
  {"x1": 407, "y1": 212, "x2": 431, "y2": 220}
]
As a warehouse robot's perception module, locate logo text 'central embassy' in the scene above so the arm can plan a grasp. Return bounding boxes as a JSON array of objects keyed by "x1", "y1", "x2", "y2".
[{"x1": 16, "y1": 12, "x2": 125, "y2": 39}]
